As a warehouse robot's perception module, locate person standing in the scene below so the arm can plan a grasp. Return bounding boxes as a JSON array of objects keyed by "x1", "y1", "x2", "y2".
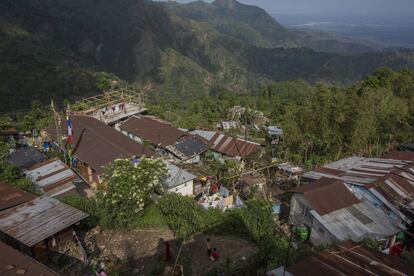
[
  {"x1": 206, "y1": 238, "x2": 212, "y2": 257},
  {"x1": 212, "y1": 248, "x2": 220, "y2": 262}
]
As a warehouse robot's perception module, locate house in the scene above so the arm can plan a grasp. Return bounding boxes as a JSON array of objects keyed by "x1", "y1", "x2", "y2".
[
  {"x1": 268, "y1": 240, "x2": 414, "y2": 276},
  {"x1": 227, "y1": 106, "x2": 246, "y2": 119},
  {"x1": 0, "y1": 181, "x2": 37, "y2": 211},
  {"x1": 219, "y1": 121, "x2": 240, "y2": 131},
  {"x1": 6, "y1": 148, "x2": 47, "y2": 169},
  {"x1": 43, "y1": 115, "x2": 153, "y2": 188},
  {"x1": 24, "y1": 158, "x2": 79, "y2": 199},
  {"x1": 120, "y1": 116, "x2": 209, "y2": 163},
  {"x1": 267, "y1": 126, "x2": 283, "y2": 145},
  {"x1": 238, "y1": 174, "x2": 267, "y2": 197},
  {"x1": 290, "y1": 178, "x2": 402, "y2": 246},
  {"x1": 252, "y1": 116, "x2": 270, "y2": 128},
  {"x1": 277, "y1": 163, "x2": 303, "y2": 179},
  {"x1": 164, "y1": 163, "x2": 197, "y2": 196},
  {"x1": 0, "y1": 241, "x2": 59, "y2": 276},
  {"x1": 190, "y1": 130, "x2": 263, "y2": 160},
  {"x1": 301, "y1": 154, "x2": 414, "y2": 224},
  {"x1": 0, "y1": 183, "x2": 88, "y2": 259}
]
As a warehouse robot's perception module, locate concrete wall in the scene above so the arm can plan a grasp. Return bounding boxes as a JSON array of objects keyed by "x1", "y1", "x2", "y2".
[
  {"x1": 290, "y1": 194, "x2": 337, "y2": 246},
  {"x1": 168, "y1": 180, "x2": 194, "y2": 196}
]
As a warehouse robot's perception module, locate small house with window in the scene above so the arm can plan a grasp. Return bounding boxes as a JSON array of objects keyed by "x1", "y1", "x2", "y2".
[
  {"x1": 289, "y1": 178, "x2": 402, "y2": 246},
  {"x1": 164, "y1": 163, "x2": 197, "y2": 196}
]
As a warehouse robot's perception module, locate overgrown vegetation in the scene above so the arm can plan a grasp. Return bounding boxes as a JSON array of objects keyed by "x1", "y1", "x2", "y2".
[
  {"x1": 64, "y1": 158, "x2": 167, "y2": 229},
  {"x1": 150, "y1": 68, "x2": 414, "y2": 167},
  {"x1": 0, "y1": 105, "x2": 51, "y2": 193},
  {"x1": 158, "y1": 193, "x2": 312, "y2": 270}
]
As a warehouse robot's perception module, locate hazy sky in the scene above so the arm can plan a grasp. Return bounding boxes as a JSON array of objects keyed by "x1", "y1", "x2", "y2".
[{"x1": 170, "y1": 0, "x2": 414, "y2": 15}]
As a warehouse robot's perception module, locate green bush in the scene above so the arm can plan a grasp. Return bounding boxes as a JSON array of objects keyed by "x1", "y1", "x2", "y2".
[
  {"x1": 63, "y1": 196, "x2": 100, "y2": 229},
  {"x1": 132, "y1": 204, "x2": 169, "y2": 230},
  {"x1": 158, "y1": 193, "x2": 206, "y2": 239}
]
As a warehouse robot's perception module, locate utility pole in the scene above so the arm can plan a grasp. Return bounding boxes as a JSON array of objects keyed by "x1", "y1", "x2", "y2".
[{"x1": 51, "y1": 100, "x2": 63, "y2": 146}]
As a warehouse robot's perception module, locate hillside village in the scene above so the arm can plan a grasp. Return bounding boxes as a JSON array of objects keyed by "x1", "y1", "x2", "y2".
[{"x1": 0, "y1": 85, "x2": 413, "y2": 275}]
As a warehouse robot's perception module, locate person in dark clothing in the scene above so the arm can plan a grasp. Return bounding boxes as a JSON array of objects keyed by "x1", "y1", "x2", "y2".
[{"x1": 206, "y1": 238, "x2": 212, "y2": 256}]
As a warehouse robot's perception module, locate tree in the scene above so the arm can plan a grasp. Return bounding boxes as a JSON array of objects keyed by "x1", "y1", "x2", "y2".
[
  {"x1": 159, "y1": 193, "x2": 206, "y2": 239},
  {"x1": 98, "y1": 158, "x2": 167, "y2": 227}
]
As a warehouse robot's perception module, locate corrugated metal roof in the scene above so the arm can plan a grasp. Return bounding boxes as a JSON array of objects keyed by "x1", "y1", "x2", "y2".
[
  {"x1": 302, "y1": 154, "x2": 414, "y2": 218},
  {"x1": 0, "y1": 196, "x2": 88, "y2": 247},
  {"x1": 382, "y1": 150, "x2": 414, "y2": 161},
  {"x1": 165, "y1": 163, "x2": 196, "y2": 189},
  {"x1": 286, "y1": 240, "x2": 414, "y2": 276},
  {"x1": 173, "y1": 136, "x2": 209, "y2": 157},
  {"x1": 294, "y1": 178, "x2": 361, "y2": 215},
  {"x1": 189, "y1": 130, "x2": 216, "y2": 141},
  {"x1": 209, "y1": 131, "x2": 262, "y2": 158},
  {"x1": 120, "y1": 116, "x2": 187, "y2": 148},
  {"x1": 240, "y1": 175, "x2": 266, "y2": 187},
  {"x1": 25, "y1": 159, "x2": 77, "y2": 196},
  {"x1": 0, "y1": 241, "x2": 59, "y2": 276},
  {"x1": 44, "y1": 116, "x2": 153, "y2": 174},
  {"x1": 191, "y1": 130, "x2": 262, "y2": 158},
  {"x1": 0, "y1": 182, "x2": 36, "y2": 211},
  {"x1": 313, "y1": 201, "x2": 399, "y2": 242}
]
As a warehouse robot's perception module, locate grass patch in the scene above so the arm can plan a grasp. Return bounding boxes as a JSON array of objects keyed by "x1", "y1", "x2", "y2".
[{"x1": 132, "y1": 204, "x2": 169, "y2": 230}]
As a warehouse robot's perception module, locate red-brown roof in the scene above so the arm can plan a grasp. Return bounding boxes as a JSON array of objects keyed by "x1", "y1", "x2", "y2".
[
  {"x1": 286, "y1": 240, "x2": 414, "y2": 276},
  {"x1": 0, "y1": 182, "x2": 36, "y2": 211},
  {"x1": 293, "y1": 178, "x2": 360, "y2": 215},
  {"x1": 382, "y1": 150, "x2": 414, "y2": 161},
  {"x1": 313, "y1": 166, "x2": 343, "y2": 176},
  {"x1": 44, "y1": 116, "x2": 153, "y2": 174},
  {"x1": 0, "y1": 241, "x2": 59, "y2": 276},
  {"x1": 120, "y1": 116, "x2": 187, "y2": 148},
  {"x1": 210, "y1": 132, "x2": 262, "y2": 158}
]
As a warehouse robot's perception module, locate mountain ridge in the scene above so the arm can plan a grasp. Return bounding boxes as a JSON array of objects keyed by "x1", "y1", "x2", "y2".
[{"x1": 0, "y1": 0, "x2": 414, "y2": 112}]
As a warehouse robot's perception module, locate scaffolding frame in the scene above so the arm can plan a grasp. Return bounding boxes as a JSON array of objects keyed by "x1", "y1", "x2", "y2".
[{"x1": 72, "y1": 87, "x2": 145, "y2": 115}]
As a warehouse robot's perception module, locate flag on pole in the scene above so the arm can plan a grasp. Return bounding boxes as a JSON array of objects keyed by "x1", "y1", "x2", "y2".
[{"x1": 66, "y1": 116, "x2": 73, "y2": 145}]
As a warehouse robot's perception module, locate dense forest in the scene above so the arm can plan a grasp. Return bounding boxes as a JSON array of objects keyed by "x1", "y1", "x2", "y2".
[{"x1": 149, "y1": 67, "x2": 414, "y2": 167}]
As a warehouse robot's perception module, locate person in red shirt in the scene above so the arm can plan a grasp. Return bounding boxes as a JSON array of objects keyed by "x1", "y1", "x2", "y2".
[{"x1": 211, "y1": 248, "x2": 220, "y2": 261}]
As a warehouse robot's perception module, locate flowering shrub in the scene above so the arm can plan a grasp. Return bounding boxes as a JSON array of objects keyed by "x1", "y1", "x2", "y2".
[{"x1": 98, "y1": 158, "x2": 167, "y2": 227}]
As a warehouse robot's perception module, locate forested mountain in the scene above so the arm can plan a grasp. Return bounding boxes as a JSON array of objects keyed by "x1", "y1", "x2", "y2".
[
  {"x1": 166, "y1": 0, "x2": 378, "y2": 54},
  {"x1": 1, "y1": 0, "x2": 414, "y2": 112}
]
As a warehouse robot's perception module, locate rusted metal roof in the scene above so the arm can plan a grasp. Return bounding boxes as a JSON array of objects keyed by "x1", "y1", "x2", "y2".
[
  {"x1": 382, "y1": 150, "x2": 414, "y2": 161},
  {"x1": 240, "y1": 175, "x2": 266, "y2": 187},
  {"x1": 293, "y1": 178, "x2": 361, "y2": 215},
  {"x1": 286, "y1": 240, "x2": 414, "y2": 276},
  {"x1": 0, "y1": 182, "x2": 36, "y2": 211},
  {"x1": 190, "y1": 130, "x2": 262, "y2": 158},
  {"x1": 44, "y1": 116, "x2": 153, "y2": 174},
  {"x1": 120, "y1": 116, "x2": 187, "y2": 148},
  {"x1": 0, "y1": 196, "x2": 88, "y2": 247},
  {"x1": 0, "y1": 241, "x2": 59, "y2": 276},
  {"x1": 209, "y1": 131, "x2": 262, "y2": 158},
  {"x1": 302, "y1": 154, "x2": 414, "y2": 220}
]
